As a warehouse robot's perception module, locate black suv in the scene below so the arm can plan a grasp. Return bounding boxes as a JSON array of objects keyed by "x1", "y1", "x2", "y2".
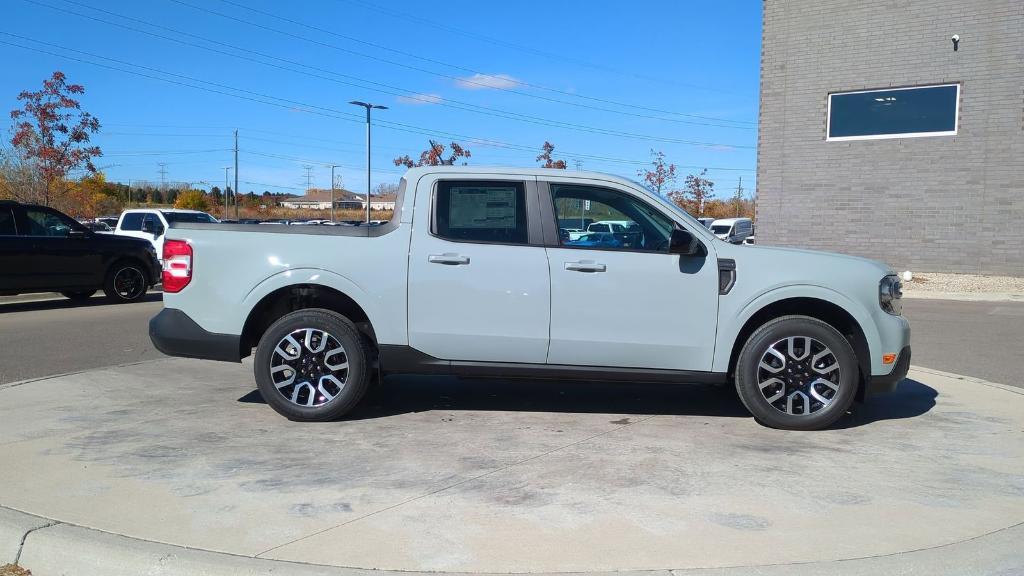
[{"x1": 0, "y1": 200, "x2": 161, "y2": 303}]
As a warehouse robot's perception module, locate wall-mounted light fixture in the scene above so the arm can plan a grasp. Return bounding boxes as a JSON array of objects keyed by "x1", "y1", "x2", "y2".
[{"x1": 951, "y1": 34, "x2": 960, "y2": 51}]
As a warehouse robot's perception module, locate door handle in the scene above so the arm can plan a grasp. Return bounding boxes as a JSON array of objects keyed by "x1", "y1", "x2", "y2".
[
  {"x1": 428, "y1": 253, "x2": 470, "y2": 265},
  {"x1": 564, "y1": 261, "x2": 606, "y2": 273}
]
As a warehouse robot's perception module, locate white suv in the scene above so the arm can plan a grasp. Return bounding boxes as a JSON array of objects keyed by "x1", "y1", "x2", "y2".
[{"x1": 115, "y1": 209, "x2": 218, "y2": 262}]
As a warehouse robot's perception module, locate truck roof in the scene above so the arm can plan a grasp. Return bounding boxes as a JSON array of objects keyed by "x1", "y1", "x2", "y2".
[{"x1": 400, "y1": 165, "x2": 646, "y2": 190}]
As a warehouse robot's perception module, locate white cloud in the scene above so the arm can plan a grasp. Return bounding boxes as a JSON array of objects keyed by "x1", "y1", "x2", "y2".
[
  {"x1": 454, "y1": 73, "x2": 521, "y2": 90},
  {"x1": 396, "y1": 93, "x2": 444, "y2": 105}
]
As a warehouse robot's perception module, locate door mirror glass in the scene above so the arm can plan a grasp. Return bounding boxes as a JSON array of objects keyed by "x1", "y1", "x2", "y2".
[
  {"x1": 141, "y1": 219, "x2": 155, "y2": 234},
  {"x1": 669, "y1": 227, "x2": 704, "y2": 256}
]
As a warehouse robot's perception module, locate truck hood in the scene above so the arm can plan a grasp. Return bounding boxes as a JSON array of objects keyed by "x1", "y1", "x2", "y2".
[
  {"x1": 718, "y1": 242, "x2": 895, "y2": 300},
  {"x1": 735, "y1": 244, "x2": 892, "y2": 274}
]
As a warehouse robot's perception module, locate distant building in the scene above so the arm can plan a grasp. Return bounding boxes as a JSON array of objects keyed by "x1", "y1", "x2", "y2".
[
  {"x1": 757, "y1": 0, "x2": 1023, "y2": 275},
  {"x1": 278, "y1": 189, "x2": 360, "y2": 210}
]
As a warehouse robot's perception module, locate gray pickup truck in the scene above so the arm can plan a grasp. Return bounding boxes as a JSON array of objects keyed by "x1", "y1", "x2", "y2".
[{"x1": 150, "y1": 166, "x2": 910, "y2": 430}]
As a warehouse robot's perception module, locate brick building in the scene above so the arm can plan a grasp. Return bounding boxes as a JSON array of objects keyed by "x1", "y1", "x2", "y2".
[{"x1": 756, "y1": 0, "x2": 1023, "y2": 275}]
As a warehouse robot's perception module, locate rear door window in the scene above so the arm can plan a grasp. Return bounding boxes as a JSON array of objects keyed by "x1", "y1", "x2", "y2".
[
  {"x1": 0, "y1": 209, "x2": 16, "y2": 235},
  {"x1": 120, "y1": 213, "x2": 144, "y2": 231},
  {"x1": 433, "y1": 180, "x2": 528, "y2": 244}
]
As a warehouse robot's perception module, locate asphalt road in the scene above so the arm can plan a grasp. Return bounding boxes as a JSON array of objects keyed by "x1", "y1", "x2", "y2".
[
  {"x1": 0, "y1": 293, "x2": 1022, "y2": 387},
  {"x1": 0, "y1": 293, "x2": 164, "y2": 385}
]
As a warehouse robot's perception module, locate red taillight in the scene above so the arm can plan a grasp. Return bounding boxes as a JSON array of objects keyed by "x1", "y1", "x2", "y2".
[{"x1": 162, "y1": 239, "x2": 193, "y2": 293}]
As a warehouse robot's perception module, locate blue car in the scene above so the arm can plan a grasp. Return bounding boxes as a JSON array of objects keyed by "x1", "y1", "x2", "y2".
[{"x1": 564, "y1": 232, "x2": 624, "y2": 248}]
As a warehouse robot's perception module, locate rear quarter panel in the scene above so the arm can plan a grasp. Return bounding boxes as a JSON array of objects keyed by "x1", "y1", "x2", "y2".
[{"x1": 162, "y1": 225, "x2": 413, "y2": 346}]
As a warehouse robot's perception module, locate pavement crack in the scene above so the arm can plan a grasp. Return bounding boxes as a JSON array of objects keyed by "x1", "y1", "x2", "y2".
[
  {"x1": 14, "y1": 520, "x2": 61, "y2": 564},
  {"x1": 254, "y1": 414, "x2": 659, "y2": 558}
]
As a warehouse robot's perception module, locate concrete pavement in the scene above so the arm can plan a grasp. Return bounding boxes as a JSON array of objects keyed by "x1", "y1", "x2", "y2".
[{"x1": 1, "y1": 359, "x2": 1022, "y2": 574}]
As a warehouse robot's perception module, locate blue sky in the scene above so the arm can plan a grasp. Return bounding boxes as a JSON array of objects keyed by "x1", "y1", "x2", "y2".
[{"x1": 2, "y1": 0, "x2": 761, "y2": 197}]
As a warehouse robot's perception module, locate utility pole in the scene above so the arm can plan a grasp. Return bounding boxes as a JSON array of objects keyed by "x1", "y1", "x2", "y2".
[
  {"x1": 303, "y1": 165, "x2": 314, "y2": 194},
  {"x1": 349, "y1": 101, "x2": 388, "y2": 224},
  {"x1": 574, "y1": 159, "x2": 583, "y2": 171},
  {"x1": 734, "y1": 176, "x2": 744, "y2": 217},
  {"x1": 328, "y1": 164, "x2": 340, "y2": 222},
  {"x1": 233, "y1": 129, "x2": 239, "y2": 220},
  {"x1": 222, "y1": 166, "x2": 231, "y2": 220},
  {"x1": 157, "y1": 163, "x2": 168, "y2": 193}
]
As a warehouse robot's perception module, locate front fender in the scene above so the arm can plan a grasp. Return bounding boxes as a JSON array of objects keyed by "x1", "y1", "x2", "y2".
[{"x1": 712, "y1": 284, "x2": 882, "y2": 374}]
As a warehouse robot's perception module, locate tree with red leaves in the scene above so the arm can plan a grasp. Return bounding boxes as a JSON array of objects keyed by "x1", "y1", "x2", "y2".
[
  {"x1": 10, "y1": 71, "x2": 102, "y2": 207},
  {"x1": 637, "y1": 149, "x2": 676, "y2": 196},
  {"x1": 536, "y1": 141, "x2": 567, "y2": 169},
  {"x1": 393, "y1": 140, "x2": 471, "y2": 168},
  {"x1": 669, "y1": 168, "x2": 716, "y2": 216}
]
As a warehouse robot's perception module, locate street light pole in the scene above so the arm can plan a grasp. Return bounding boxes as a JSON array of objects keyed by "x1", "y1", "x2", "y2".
[
  {"x1": 234, "y1": 129, "x2": 239, "y2": 220},
  {"x1": 222, "y1": 167, "x2": 231, "y2": 220},
  {"x1": 349, "y1": 101, "x2": 387, "y2": 225},
  {"x1": 328, "y1": 164, "x2": 339, "y2": 222}
]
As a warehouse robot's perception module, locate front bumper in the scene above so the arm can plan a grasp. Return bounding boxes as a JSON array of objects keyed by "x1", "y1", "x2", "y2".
[
  {"x1": 866, "y1": 345, "x2": 911, "y2": 395},
  {"x1": 149, "y1": 308, "x2": 242, "y2": 362}
]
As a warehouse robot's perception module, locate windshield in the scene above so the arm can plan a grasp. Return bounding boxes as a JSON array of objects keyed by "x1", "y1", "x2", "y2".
[
  {"x1": 162, "y1": 211, "x2": 217, "y2": 223},
  {"x1": 711, "y1": 225, "x2": 732, "y2": 234}
]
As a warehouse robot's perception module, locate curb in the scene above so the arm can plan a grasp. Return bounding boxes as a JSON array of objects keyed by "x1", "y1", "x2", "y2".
[
  {"x1": 902, "y1": 291, "x2": 1024, "y2": 302},
  {"x1": 2, "y1": 505, "x2": 1022, "y2": 576}
]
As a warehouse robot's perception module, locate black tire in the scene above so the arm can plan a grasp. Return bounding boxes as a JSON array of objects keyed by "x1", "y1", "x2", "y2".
[
  {"x1": 61, "y1": 290, "x2": 97, "y2": 302},
  {"x1": 735, "y1": 315, "x2": 858, "y2": 430},
  {"x1": 254, "y1": 308, "x2": 370, "y2": 422},
  {"x1": 102, "y1": 260, "x2": 149, "y2": 303}
]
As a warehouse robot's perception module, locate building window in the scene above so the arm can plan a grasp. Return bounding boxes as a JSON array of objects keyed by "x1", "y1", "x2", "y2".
[{"x1": 827, "y1": 84, "x2": 959, "y2": 141}]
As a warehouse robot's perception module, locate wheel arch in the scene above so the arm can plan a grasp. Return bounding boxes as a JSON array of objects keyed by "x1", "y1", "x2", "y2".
[
  {"x1": 239, "y1": 281, "x2": 377, "y2": 360},
  {"x1": 721, "y1": 292, "x2": 876, "y2": 401}
]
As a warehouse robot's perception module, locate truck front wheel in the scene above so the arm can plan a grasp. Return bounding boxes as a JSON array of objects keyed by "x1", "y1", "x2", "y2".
[
  {"x1": 735, "y1": 315, "x2": 858, "y2": 430},
  {"x1": 254, "y1": 308, "x2": 370, "y2": 421}
]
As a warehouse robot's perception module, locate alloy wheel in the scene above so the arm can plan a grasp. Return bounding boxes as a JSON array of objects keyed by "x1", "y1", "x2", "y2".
[
  {"x1": 756, "y1": 336, "x2": 842, "y2": 416},
  {"x1": 269, "y1": 328, "x2": 349, "y2": 408}
]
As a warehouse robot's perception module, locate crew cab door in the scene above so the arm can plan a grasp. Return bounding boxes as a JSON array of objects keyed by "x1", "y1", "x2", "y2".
[
  {"x1": 541, "y1": 179, "x2": 719, "y2": 371},
  {"x1": 407, "y1": 176, "x2": 550, "y2": 363}
]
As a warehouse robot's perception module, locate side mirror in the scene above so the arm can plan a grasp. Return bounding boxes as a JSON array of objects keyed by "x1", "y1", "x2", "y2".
[
  {"x1": 141, "y1": 220, "x2": 154, "y2": 234},
  {"x1": 669, "y1": 227, "x2": 704, "y2": 256}
]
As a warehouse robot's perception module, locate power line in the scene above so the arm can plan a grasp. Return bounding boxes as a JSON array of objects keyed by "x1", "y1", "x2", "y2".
[
  {"x1": 335, "y1": 0, "x2": 746, "y2": 96},
  {"x1": 168, "y1": 0, "x2": 756, "y2": 126},
  {"x1": 0, "y1": 37, "x2": 756, "y2": 171},
  {"x1": 27, "y1": 0, "x2": 756, "y2": 140}
]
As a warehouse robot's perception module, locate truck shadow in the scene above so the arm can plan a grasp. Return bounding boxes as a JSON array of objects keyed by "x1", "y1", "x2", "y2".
[
  {"x1": 238, "y1": 376, "x2": 936, "y2": 429},
  {"x1": 0, "y1": 292, "x2": 162, "y2": 313}
]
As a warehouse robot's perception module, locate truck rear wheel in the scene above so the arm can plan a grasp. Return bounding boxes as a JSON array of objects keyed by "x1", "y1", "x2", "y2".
[
  {"x1": 735, "y1": 315, "x2": 858, "y2": 430},
  {"x1": 254, "y1": 308, "x2": 370, "y2": 421}
]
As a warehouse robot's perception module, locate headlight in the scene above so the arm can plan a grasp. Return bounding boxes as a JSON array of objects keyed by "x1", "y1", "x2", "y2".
[{"x1": 879, "y1": 274, "x2": 903, "y2": 315}]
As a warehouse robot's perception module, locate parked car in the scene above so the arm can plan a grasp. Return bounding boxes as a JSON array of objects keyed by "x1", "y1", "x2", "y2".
[
  {"x1": 80, "y1": 220, "x2": 113, "y2": 234},
  {"x1": 710, "y1": 218, "x2": 753, "y2": 244},
  {"x1": 586, "y1": 220, "x2": 631, "y2": 233},
  {"x1": 115, "y1": 209, "x2": 218, "y2": 262},
  {"x1": 94, "y1": 216, "x2": 119, "y2": 228},
  {"x1": 150, "y1": 167, "x2": 910, "y2": 431},
  {"x1": 0, "y1": 200, "x2": 161, "y2": 303},
  {"x1": 564, "y1": 232, "x2": 624, "y2": 249}
]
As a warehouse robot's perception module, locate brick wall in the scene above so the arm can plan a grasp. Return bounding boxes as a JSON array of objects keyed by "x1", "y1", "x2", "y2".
[{"x1": 757, "y1": 0, "x2": 1024, "y2": 275}]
